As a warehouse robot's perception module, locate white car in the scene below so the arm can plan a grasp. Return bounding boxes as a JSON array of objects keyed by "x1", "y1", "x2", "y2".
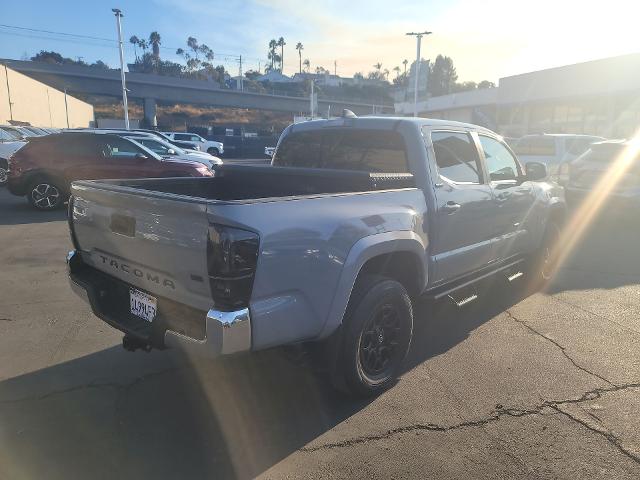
[
  {"x1": 512, "y1": 134, "x2": 605, "y2": 176},
  {"x1": 163, "y1": 132, "x2": 224, "y2": 157},
  {"x1": 124, "y1": 136, "x2": 222, "y2": 169},
  {"x1": 0, "y1": 129, "x2": 26, "y2": 186}
]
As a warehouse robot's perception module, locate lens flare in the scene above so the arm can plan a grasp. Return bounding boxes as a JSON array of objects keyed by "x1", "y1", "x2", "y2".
[{"x1": 544, "y1": 129, "x2": 640, "y2": 282}]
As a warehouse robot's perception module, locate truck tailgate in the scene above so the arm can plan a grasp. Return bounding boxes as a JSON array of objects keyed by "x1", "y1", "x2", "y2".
[{"x1": 70, "y1": 182, "x2": 213, "y2": 311}]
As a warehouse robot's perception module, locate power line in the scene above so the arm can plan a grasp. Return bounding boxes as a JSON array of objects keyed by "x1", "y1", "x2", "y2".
[
  {"x1": 0, "y1": 22, "x2": 268, "y2": 70},
  {"x1": 0, "y1": 23, "x2": 115, "y2": 43}
]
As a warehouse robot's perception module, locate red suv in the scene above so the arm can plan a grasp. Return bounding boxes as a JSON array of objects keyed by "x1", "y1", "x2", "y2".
[{"x1": 7, "y1": 132, "x2": 213, "y2": 210}]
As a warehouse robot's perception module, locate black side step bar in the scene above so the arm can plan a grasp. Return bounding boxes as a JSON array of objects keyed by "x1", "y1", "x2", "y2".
[{"x1": 431, "y1": 258, "x2": 526, "y2": 302}]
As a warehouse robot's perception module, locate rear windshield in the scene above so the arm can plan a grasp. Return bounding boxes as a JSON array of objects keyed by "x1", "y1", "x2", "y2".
[
  {"x1": 273, "y1": 129, "x2": 409, "y2": 173},
  {"x1": 513, "y1": 136, "x2": 556, "y2": 156}
]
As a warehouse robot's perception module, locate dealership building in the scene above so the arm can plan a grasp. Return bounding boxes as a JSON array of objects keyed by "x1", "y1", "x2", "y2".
[
  {"x1": 395, "y1": 53, "x2": 640, "y2": 139},
  {"x1": 0, "y1": 64, "x2": 94, "y2": 128}
]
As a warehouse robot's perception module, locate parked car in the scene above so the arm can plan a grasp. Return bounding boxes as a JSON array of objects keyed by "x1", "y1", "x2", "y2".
[
  {"x1": 163, "y1": 131, "x2": 224, "y2": 156},
  {"x1": 122, "y1": 135, "x2": 223, "y2": 168},
  {"x1": 7, "y1": 132, "x2": 213, "y2": 210},
  {"x1": 0, "y1": 125, "x2": 28, "y2": 141},
  {"x1": 66, "y1": 116, "x2": 564, "y2": 396},
  {"x1": 512, "y1": 134, "x2": 605, "y2": 176},
  {"x1": 564, "y1": 140, "x2": 640, "y2": 209},
  {"x1": 0, "y1": 129, "x2": 26, "y2": 186},
  {"x1": 127, "y1": 129, "x2": 203, "y2": 153}
]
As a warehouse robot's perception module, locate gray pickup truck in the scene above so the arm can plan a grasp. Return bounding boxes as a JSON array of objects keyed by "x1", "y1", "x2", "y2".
[{"x1": 67, "y1": 116, "x2": 565, "y2": 396}]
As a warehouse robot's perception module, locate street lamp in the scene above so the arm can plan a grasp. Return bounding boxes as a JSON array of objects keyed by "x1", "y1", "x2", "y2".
[
  {"x1": 406, "y1": 31, "x2": 432, "y2": 117},
  {"x1": 112, "y1": 8, "x2": 130, "y2": 129}
]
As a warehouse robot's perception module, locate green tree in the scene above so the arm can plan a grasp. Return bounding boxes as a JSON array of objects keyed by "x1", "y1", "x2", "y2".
[
  {"x1": 149, "y1": 32, "x2": 161, "y2": 60},
  {"x1": 429, "y1": 54, "x2": 458, "y2": 96},
  {"x1": 478, "y1": 80, "x2": 496, "y2": 89},
  {"x1": 303, "y1": 58, "x2": 310, "y2": 73},
  {"x1": 277, "y1": 37, "x2": 286, "y2": 72},
  {"x1": 268, "y1": 39, "x2": 278, "y2": 70},
  {"x1": 129, "y1": 35, "x2": 140, "y2": 61},
  {"x1": 295, "y1": 42, "x2": 303, "y2": 73}
]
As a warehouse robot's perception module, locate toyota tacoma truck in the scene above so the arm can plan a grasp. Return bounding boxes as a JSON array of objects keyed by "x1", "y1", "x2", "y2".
[{"x1": 66, "y1": 116, "x2": 565, "y2": 396}]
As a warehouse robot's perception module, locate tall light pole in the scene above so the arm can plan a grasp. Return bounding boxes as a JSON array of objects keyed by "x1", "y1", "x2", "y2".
[
  {"x1": 112, "y1": 8, "x2": 130, "y2": 130},
  {"x1": 406, "y1": 31, "x2": 431, "y2": 117}
]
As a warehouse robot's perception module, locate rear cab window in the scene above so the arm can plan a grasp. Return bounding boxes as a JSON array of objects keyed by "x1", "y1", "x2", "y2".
[{"x1": 273, "y1": 128, "x2": 409, "y2": 173}]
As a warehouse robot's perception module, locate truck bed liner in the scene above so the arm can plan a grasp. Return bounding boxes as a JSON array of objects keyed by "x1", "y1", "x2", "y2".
[{"x1": 86, "y1": 165, "x2": 415, "y2": 202}]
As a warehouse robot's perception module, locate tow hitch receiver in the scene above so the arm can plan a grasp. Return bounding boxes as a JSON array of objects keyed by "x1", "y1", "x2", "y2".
[{"x1": 122, "y1": 335, "x2": 153, "y2": 353}]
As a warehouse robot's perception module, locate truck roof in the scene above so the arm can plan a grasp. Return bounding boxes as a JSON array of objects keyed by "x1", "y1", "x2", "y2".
[{"x1": 287, "y1": 116, "x2": 496, "y2": 135}]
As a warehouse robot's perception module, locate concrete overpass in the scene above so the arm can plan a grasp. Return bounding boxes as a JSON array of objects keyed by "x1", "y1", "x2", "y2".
[{"x1": 1, "y1": 60, "x2": 393, "y2": 125}]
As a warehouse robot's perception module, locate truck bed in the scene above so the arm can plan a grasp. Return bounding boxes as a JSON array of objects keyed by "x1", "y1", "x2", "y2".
[{"x1": 86, "y1": 164, "x2": 416, "y2": 202}]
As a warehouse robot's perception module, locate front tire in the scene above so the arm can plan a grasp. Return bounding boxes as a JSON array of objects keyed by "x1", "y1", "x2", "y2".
[
  {"x1": 27, "y1": 179, "x2": 65, "y2": 211},
  {"x1": 532, "y1": 221, "x2": 561, "y2": 286},
  {"x1": 339, "y1": 275, "x2": 413, "y2": 397},
  {"x1": 0, "y1": 161, "x2": 7, "y2": 186},
  {"x1": 207, "y1": 147, "x2": 220, "y2": 156}
]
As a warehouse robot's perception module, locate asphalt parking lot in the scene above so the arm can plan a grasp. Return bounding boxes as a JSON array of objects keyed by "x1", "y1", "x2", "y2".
[{"x1": 1, "y1": 186, "x2": 640, "y2": 479}]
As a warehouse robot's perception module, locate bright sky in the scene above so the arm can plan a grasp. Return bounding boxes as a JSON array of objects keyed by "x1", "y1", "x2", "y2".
[{"x1": 1, "y1": 0, "x2": 638, "y2": 82}]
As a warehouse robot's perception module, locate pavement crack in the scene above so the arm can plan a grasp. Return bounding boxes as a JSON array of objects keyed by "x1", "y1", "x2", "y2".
[
  {"x1": 0, "y1": 366, "x2": 180, "y2": 405},
  {"x1": 552, "y1": 404, "x2": 640, "y2": 464},
  {"x1": 505, "y1": 309, "x2": 614, "y2": 386},
  {"x1": 301, "y1": 383, "x2": 640, "y2": 452}
]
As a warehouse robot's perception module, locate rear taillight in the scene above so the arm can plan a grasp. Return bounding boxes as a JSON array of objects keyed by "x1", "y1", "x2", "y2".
[{"x1": 207, "y1": 224, "x2": 259, "y2": 310}]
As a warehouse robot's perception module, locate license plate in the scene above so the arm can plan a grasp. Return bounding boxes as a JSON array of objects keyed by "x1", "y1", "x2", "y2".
[{"x1": 129, "y1": 288, "x2": 157, "y2": 323}]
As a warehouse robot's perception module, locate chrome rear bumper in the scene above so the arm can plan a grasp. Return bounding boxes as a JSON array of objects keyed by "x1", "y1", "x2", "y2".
[{"x1": 67, "y1": 250, "x2": 251, "y2": 358}]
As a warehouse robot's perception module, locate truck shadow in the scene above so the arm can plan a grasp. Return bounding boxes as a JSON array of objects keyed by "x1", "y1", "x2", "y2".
[{"x1": 0, "y1": 283, "x2": 530, "y2": 480}]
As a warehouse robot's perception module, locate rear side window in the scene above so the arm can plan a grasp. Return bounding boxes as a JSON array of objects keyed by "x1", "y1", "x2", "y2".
[
  {"x1": 431, "y1": 131, "x2": 482, "y2": 183},
  {"x1": 513, "y1": 136, "x2": 556, "y2": 156},
  {"x1": 43, "y1": 134, "x2": 97, "y2": 156},
  {"x1": 273, "y1": 129, "x2": 409, "y2": 173},
  {"x1": 98, "y1": 136, "x2": 144, "y2": 158}
]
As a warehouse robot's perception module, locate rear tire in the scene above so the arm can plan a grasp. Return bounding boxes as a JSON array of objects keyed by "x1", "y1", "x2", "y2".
[
  {"x1": 338, "y1": 275, "x2": 413, "y2": 397},
  {"x1": 207, "y1": 147, "x2": 220, "y2": 156},
  {"x1": 27, "y1": 178, "x2": 65, "y2": 211}
]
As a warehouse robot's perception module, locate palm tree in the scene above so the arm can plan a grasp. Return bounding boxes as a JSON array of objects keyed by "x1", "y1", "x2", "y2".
[
  {"x1": 303, "y1": 58, "x2": 310, "y2": 73},
  {"x1": 393, "y1": 66, "x2": 401, "y2": 79},
  {"x1": 374, "y1": 62, "x2": 382, "y2": 72},
  {"x1": 402, "y1": 59, "x2": 408, "y2": 76},
  {"x1": 268, "y1": 39, "x2": 277, "y2": 70},
  {"x1": 295, "y1": 42, "x2": 303, "y2": 74},
  {"x1": 383, "y1": 68, "x2": 390, "y2": 80},
  {"x1": 129, "y1": 35, "x2": 140, "y2": 61},
  {"x1": 149, "y1": 32, "x2": 161, "y2": 60},
  {"x1": 138, "y1": 39, "x2": 148, "y2": 55},
  {"x1": 277, "y1": 37, "x2": 286, "y2": 72}
]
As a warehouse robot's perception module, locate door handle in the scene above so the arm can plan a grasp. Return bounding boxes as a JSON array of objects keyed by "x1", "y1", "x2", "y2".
[{"x1": 442, "y1": 201, "x2": 461, "y2": 214}]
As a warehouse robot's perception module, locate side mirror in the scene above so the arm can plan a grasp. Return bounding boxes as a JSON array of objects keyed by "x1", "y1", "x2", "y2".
[
  {"x1": 167, "y1": 149, "x2": 176, "y2": 155},
  {"x1": 525, "y1": 161, "x2": 548, "y2": 181},
  {"x1": 135, "y1": 153, "x2": 148, "y2": 162}
]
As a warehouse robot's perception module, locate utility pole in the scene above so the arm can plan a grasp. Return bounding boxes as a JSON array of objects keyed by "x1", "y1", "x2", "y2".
[
  {"x1": 310, "y1": 80, "x2": 315, "y2": 118},
  {"x1": 64, "y1": 87, "x2": 70, "y2": 128},
  {"x1": 112, "y1": 8, "x2": 130, "y2": 130},
  {"x1": 406, "y1": 31, "x2": 432, "y2": 117},
  {"x1": 334, "y1": 60, "x2": 337, "y2": 76},
  {"x1": 239, "y1": 55, "x2": 243, "y2": 91}
]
